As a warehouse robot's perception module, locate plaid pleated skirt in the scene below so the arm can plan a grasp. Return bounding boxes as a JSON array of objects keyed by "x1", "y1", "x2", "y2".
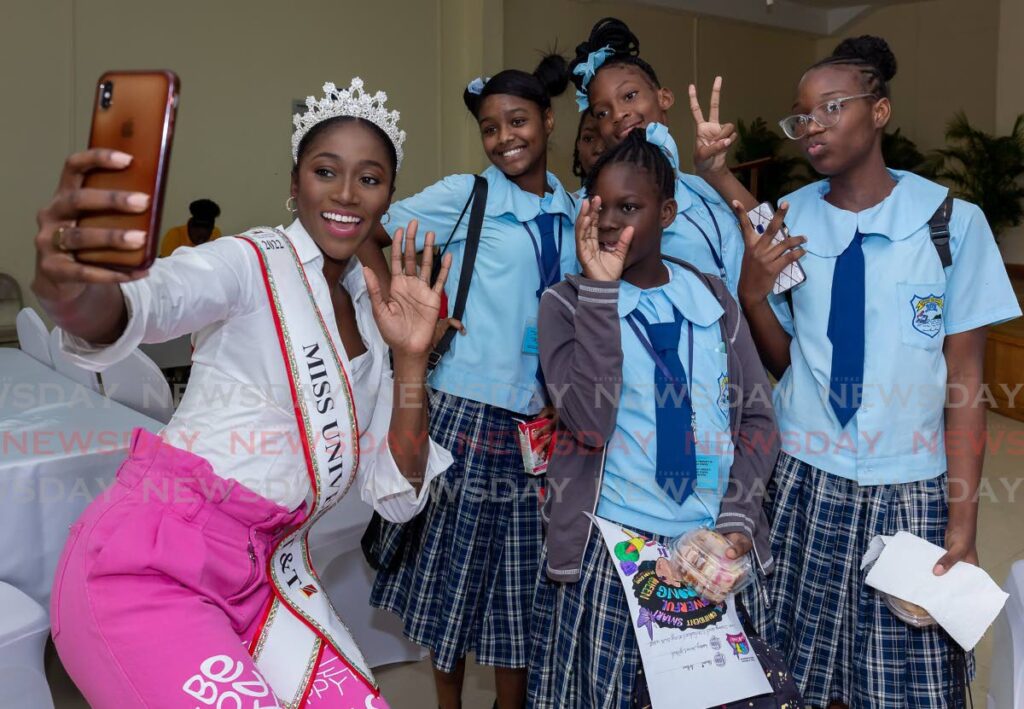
[
  {"x1": 368, "y1": 390, "x2": 545, "y2": 673},
  {"x1": 745, "y1": 452, "x2": 974, "y2": 708},
  {"x1": 528, "y1": 526, "x2": 674, "y2": 709}
]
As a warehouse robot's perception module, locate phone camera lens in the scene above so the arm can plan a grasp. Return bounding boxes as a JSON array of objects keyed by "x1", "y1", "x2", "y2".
[{"x1": 99, "y1": 81, "x2": 114, "y2": 109}]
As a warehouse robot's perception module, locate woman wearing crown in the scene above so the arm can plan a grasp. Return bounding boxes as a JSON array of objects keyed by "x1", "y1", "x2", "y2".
[{"x1": 34, "y1": 78, "x2": 450, "y2": 708}]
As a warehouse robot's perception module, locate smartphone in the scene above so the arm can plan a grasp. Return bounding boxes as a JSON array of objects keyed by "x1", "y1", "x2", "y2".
[
  {"x1": 746, "y1": 202, "x2": 806, "y2": 295},
  {"x1": 77, "y1": 70, "x2": 180, "y2": 271}
]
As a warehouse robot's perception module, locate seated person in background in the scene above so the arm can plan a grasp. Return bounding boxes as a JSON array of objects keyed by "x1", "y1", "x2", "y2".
[{"x1": 158, "y1": 198, "x2": 222, "y2": 256}]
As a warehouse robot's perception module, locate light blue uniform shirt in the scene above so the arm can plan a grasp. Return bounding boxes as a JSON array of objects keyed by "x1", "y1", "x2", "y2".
[
  {"x1": 662, "y1": 172, "x2": 745, "y2": 297},
  {"x1": 770, "y1": 170, "x2": 1021, "y2": 485},
  {"x1": 597, "y1": 261, "x2": 736, "y2": 538},
  {"x1": 385, "y1": 165, "x2": 579, "y2": 415}
]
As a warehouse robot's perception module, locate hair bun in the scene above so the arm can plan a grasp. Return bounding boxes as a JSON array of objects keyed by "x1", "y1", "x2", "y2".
[
  {"x1": 533, "y1": 53, "x2": 570, "y2": 99},
  {"x1": 831, "y1": 35, "x2": 897, "y2": 82},
  {"x1": 575, "y1": 17, "x2": 639, "y2": 62}
]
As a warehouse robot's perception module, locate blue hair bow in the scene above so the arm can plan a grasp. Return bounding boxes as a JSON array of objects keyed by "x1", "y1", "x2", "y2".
[
  {"x1": 572, "y1": 45, "x2": 613, "y2": 112},
  {"x1": 645, "y1": 122, "x2": 681, "y2": 172},
  {"x1": 467, "y1": 76, "x2": 489, "y2": 95}
]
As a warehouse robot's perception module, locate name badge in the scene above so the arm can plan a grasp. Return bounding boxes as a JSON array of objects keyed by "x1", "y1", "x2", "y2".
[
  {"x1": 696, "y1": 455, "x2": 720, "y2": 491},
  {"x1": 522, "y1": 318, "x2": 539, "y2": 355}
]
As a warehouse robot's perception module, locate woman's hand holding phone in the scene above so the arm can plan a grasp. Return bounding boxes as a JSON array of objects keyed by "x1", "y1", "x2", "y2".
[{"x1": 33, "y1": 149, "x2": 153, "y2": 304}]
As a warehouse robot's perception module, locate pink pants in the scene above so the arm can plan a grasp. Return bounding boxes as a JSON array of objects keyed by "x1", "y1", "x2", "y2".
[{"x1": 51, "y1": 429, "x2": 389, "y2": 708}]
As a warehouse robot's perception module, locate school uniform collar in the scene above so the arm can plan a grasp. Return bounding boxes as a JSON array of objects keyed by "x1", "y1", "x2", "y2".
[
  {"x1": 482, "y1": 165, "x2": 576, "y2": 223},
  {"x1": 617, "y1": 259, "x2": 724, "y2": 327},
  {"x1": 787, "y1": 169, "x2": 949, "y2": 257},
  {"x1": 281, "y1": 218, "x2": 365, "y2": 297}
]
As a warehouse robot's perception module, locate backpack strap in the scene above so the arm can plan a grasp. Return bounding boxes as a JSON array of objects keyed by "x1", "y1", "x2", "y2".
[
  {"x1": 929, "y1": 194, "x2": 955, "y2": 269},
  {"x1": 428, "y1": 175, "x2": 488, "y2": 369}
]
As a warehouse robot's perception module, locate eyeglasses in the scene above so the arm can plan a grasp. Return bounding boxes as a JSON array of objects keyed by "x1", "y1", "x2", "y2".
[{"x1": 778, "y1": 93, "x2": 877, "y2": 140}]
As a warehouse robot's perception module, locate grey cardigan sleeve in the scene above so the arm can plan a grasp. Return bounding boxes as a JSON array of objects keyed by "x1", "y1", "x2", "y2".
[
  {"x1": 714, "y1": 291, "x2": 780, "y2": 574},
  {"x1": 538, "y1": 279, "x2": 623, "y2": 448}
]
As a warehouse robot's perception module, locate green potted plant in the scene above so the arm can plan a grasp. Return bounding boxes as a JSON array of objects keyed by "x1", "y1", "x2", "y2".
[
  {"x1": 931, "y1": 111, "x2": 1024, "y2": 238},
  {"x1": 732, "y1": 117, "x2": 807, "y2": 205},
  {"x1": 882, "y1": 127, "x2": 939, "y2": 177}
]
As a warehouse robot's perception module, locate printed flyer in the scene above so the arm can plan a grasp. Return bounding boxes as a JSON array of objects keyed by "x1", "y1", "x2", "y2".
[{"x1": 593, "y1": 516, "x2": 772, "y2": 708}]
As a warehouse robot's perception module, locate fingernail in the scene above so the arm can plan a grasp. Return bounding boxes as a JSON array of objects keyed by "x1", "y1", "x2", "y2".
[
  {"x1": 124, "y1": 230, "x2": 145, "y2": 247},
  {"x1": 127, "y1": 193, "x2": 150, "y2": 210},
  {"x1": 111, "y1": 151, "x2": 133, "y2": 167}
]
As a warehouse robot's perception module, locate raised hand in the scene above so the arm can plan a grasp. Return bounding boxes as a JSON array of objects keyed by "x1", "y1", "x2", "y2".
[
  {"x1": 575, "y1": 197, "x2": 634, "y2": 282},
  {"x1": 730, "y1": 201, "x2": 806, "y2": 305},
  {"x1": 688, "y1": 76, "x2": 737, "y2": 176},
  {"x1": 33, "y1": 149, "x2": 152, "y2": 305},
  {"x1": 364, "y1": 220, "x2": 452, "y2": 360}
]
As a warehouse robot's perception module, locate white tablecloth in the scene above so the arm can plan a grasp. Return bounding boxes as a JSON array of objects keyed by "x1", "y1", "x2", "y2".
[
  {"x1": 0, "y1": 349, "x2": 163, "y2": 608},
  {"x1": 988, "y1": 560, "x2": 1024, "y2": 709}
]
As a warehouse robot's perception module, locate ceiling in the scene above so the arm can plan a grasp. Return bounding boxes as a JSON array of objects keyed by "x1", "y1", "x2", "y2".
[{"x1": 613, "y1": 0, "x2": 926, "y2": 35}]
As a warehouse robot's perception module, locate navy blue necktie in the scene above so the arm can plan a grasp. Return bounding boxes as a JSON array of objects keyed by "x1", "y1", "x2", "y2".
[
  {"x1": 533, "y1": 213, "x2": 561, "y2": 298},
  {"x1": 631, "y1": 308, "x2": 697, "y2": 505},
  {"x1": 827, "y1": 232, "x2": 866, "y2": 428}
]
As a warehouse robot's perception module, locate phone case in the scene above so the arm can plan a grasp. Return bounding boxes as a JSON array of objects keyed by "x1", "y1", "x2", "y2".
[
  {"x1": 747, "y1": 202, "x2": 806, "y2": 295},
  {"x1": 77, "y1": 70, "x2": 179, "y2": 271}
]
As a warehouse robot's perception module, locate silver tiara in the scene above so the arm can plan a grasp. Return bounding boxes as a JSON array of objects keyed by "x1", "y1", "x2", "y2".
[{"x1": 291, "y1": 78, "x2": 406, "y2": 168}]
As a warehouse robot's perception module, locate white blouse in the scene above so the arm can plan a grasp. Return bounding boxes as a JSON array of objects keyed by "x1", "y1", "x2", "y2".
[{"x1": 63, "y1": 219, "x2": 451, "y2": 519}]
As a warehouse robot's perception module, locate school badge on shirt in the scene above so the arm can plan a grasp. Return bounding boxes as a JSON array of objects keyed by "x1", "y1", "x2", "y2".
[
  {"x1": 910, "y1": 293, "x2": 944, "y2": 338},
  {"x1": 717, "y1": 372, "x2": 730, "y2": 415}
]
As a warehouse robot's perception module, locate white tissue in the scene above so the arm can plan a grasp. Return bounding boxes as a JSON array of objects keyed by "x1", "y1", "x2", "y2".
[{"x1": 862, "y1": 531, "x2": 1008, "y2": 651}]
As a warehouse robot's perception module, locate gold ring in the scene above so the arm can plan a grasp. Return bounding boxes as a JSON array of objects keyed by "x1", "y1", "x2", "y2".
[{"x1": 52, "y1": 226, "x2": 69, "y2": 252}]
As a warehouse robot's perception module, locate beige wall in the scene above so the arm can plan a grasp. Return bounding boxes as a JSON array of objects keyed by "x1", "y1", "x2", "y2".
[
  {"x1": 1, "y1": 0, "x2": 444, "y2": 313},
  {"x1": 818, "y1": 0, "x2": 1024, "y2": 263},
  {"x1": 502, "y1": 1, "x2": 818, "y2": 184},
  {"x1": 3, "y1": 0, "x2": 1021, "y2": 315},
  {"x1": 997, "y1": 0, "x2": 1024, "y2": 263},
  {"x1": 0, "y1": 1, "x2": 75, "y2": 315},
  {"x1": 818, "y1": 0, "x2": 1000, "y2": 151},
  {"x1": 67, "y1": 0, "x2": 440, "y2": 232}
]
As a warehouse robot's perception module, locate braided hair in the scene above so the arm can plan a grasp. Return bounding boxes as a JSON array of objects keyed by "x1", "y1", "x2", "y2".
[
  {"x1": 584, "y1": 128, "x2": 674, "y2": 201},
  {"x1": 569, "y1": 17, "x2": 662, "y2": 103},
  {"x1": 809, "y1": 35, "x2": 898, "y2": 99}
]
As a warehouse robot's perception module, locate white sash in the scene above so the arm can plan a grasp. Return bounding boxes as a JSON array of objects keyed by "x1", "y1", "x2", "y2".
[{"x1": 238, "y1": 228, "x2": 375, "y2": 708}]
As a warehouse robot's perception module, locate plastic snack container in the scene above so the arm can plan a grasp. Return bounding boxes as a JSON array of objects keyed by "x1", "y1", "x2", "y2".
[{"x1": 668, "y1": 528, "x2": 753, "y2": 603}]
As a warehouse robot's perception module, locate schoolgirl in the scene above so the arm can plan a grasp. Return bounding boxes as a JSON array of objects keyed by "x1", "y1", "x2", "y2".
[
  {"x1": 365, "y1": 55, "x2": 578, "y2": 708},
  {"x1": 528, "y1": 128, "x2": 779, "y2": 708},
  {"x1": 569, "y1": 17, "x2": 745, "y2": 295},
  {"x1": 730, "y1": 36, "x2": 1021, "y2": 707}
]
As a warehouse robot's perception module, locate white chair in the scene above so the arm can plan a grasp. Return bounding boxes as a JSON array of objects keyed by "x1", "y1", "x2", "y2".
[
  {"x1": 100, "y1": 348, "x2": 174, "y2": 424},
  {"x1": 16, "y1": 308, "x2": 52, "y2": 368},
  {"x1": 0, "y1": 581, "x2": 54, "y2": 709},
  {"x1": 988, "y1": 559, "x2": 1024, "y2": 709},
  {"x1": 0, "y1": 273, "x2": 23, "y2": 347},
  {"x1": 309, "y1": 495, "x2": 426, "y2": 669},
  {"x1": 47, "y1": 328, "x2": 101, "y2": 393}
]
